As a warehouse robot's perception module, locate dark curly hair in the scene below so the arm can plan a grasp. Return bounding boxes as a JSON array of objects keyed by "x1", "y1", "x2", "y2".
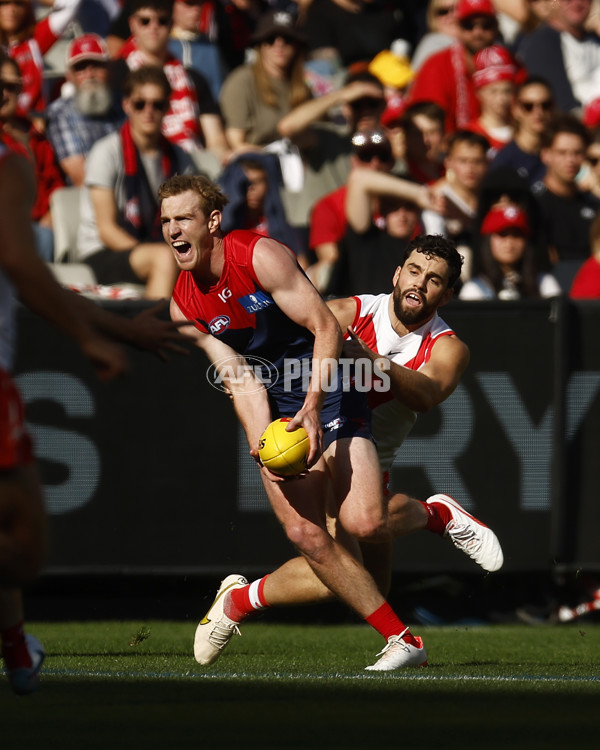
[{"x1": 400, "y1": 234, "x2": 464, "y2": 288}]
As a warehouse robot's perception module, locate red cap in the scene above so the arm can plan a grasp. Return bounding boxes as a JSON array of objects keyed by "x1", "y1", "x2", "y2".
[
  {"x1": 472, "y1": 45, "x2": 516, "y2": 89},
  {"x1": 583, "y1": 97, "x2": 600, "y2": 129},
  {"x1": 481, "y1": 205, "x2": 530, "y2": 237},
  {"x1": 66, "y1": 34, "x2": 109, "y2": 67},
  {"x1": 380, "y1": 94, "x2": 405, "y2": 127},
  {"x1": 456, "y1": 0, "x2": 496, "y2": 20}
]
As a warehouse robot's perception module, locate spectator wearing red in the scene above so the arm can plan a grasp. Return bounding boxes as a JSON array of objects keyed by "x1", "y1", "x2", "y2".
[
  {"x1": 0, "y1": 0, "x2": 82, "y2": 121},
  {"x1": 465, "y1": 44, "x2": 519, "y2": 157},
  {"x1": 460, "y1": 202, "x2": 561, "y2": 300},
  {"x1": 570, "y1": 212, "x2": 600, "y2": 299},
  {"x1": 0, "y1": 55, "x2": 64, "y2": 260},
  {"x1": 110, "y1": 0, "x2": 230, "y2": 164},
  {"x1": 307, "y1": 129, "x2": 395, "y2": 293},
  {"x1": 404, "y1": 0, "x2": 499, "y2": 134}
]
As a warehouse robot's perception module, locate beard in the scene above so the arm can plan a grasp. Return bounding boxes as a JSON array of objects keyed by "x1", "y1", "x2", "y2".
[
  {"x1": 75, "y1": 82, "x2": 112, "y2": 117},
  {"x1": 392, "y1": 286, "x2": 435, "y2": 326}
]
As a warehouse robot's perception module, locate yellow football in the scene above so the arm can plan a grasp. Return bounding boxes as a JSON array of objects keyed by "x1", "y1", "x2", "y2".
[{"x1": 258, "y1": 418, "x2": 310, "y2": 476}]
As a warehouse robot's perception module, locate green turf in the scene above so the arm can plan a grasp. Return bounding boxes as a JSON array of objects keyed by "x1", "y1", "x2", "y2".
[{"x1": 1, "y1": 622, "x2": 599, "y2": 750}]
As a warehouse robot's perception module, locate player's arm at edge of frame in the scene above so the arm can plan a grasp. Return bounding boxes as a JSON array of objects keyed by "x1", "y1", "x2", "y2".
[{"x1": 0, "y1": 152, "x2": 129, "y2": 380}]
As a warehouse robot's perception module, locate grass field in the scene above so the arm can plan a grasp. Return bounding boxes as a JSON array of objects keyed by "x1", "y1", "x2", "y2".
[{"x1": 1, "y1": 621, "x2": 599, "y2": 750}]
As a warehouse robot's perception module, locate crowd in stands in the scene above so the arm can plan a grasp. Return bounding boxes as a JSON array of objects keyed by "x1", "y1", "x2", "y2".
[{"x1": 3, "y1": 0, "x2": 600, "y2": 300}]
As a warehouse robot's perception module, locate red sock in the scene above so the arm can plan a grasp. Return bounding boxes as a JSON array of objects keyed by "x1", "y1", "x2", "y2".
[
  {"x1": 365, "y1": 602, "x2": 419, "y2": 647},
  {"x1": 421, "y1": 499, "x2": 451, "y2": 536},
  {"x1": 224, "y1": 575, "x2": 271, "y2": 622},
  {"x1": 1, "y1": 620, "x2": 32, "y2": 670}
]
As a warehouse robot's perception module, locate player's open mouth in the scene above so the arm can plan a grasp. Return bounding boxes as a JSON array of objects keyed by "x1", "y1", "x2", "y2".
[
  {"x1": 172, "y1": 240, "x2": 192, "y2": 258},
  {"x1": 404, "y1": 291, "x2": 423, "y2": 307}
]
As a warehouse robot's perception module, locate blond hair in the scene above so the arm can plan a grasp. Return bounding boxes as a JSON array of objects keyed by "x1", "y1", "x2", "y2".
[{"x1": 158, "y1": 174, "x2": 229, "y2": 214}]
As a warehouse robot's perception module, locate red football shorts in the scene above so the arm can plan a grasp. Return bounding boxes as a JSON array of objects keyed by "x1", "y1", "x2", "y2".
[{"x1": 0, "y1": 368, "x2": 33, "y2": 470}]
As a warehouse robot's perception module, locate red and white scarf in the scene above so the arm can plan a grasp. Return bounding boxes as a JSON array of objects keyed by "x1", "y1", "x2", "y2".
[{"x1": 118, "y1": 39, "x2": 202, "y2": 153}]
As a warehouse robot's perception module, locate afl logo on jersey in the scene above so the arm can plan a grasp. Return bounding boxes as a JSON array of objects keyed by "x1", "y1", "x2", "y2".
[{"x1": 208, "y1": 315, "x2": 231, "y2": 334}]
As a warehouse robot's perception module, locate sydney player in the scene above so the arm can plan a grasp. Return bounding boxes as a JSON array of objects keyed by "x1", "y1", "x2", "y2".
[
  {"x1": 160, "y1": 173, "x2": 433, "y2": 671},
  {"x1": 191, "y1": 234, "x2": 504, "y2": 671}
]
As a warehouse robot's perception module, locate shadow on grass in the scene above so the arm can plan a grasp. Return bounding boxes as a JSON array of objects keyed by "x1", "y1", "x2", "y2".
[{"x1": 1, "y1": 679, "x2": 598, "y2": 750}]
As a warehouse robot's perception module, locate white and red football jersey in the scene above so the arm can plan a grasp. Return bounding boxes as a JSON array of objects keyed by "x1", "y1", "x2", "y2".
[{"x1": 349, "y1": 293, "x2": 455, "y2": 472}]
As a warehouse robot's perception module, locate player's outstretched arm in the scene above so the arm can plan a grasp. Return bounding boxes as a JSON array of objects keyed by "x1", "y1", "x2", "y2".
[
  {"x1": 76, "y1": 299, "x2": 195, "y2": 362},
  {"x1": 0, "y1": 152, "x2": 128, "y2": 380}
]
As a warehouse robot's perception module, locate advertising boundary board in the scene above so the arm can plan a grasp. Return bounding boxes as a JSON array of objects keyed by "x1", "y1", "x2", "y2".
[{"x1": 13, "y1": 299, "x2": 600, "y2": 576}]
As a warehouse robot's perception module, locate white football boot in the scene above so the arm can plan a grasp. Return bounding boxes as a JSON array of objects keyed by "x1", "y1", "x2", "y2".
[
  {"x1": 194, "y1": 574, "x2": 248, "y2": 665},
  {"x1": 426, "y1": 494, "x2": 504, "y2": 572},
  {"x1": 365, "y1": 630, "x2": 428, "y2": 671},
  {"x1": 4, "y1": 633, "x2": 45, "y2": 695}
]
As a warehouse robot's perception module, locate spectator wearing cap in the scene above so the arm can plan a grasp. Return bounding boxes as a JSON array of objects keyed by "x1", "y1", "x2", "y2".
[
  {"x1": 464, "y1": 44, "x2": 520, "y2": 157},
  {"x1": 110, "y1": 0, "x2": 230, "y2": 167},
  {"x1": 532, "y1": 113, "x2": 600, "y2": 290},
  {"x1": 306, "y1": 129, "x2": 395, "y2": 293},
  {"x1": 46, "y1": 34, "x2": 124, "y2": 188},
  {"x1": 459, "y1": 202, "x2": 561, "y2": 299},
  {"x1": 516, "y1": 0, "x2": 600, "y2": 115},
  {"x1": 77, "y1": 65, "x2": 195, "y2": 299},
  {"x1": 490, "y1": 75, "x2": 555, "y2": 185},
  {"x1": 219, "y1": 9, "x2": 311, "y2": 156},
  {"x1": 404, "y1": 0, "x2": 499, "y2": 134}
]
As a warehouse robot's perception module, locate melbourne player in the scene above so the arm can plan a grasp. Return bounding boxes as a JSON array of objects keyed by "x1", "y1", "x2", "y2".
[
  {"x1": 160, "y1": 174, "x2": 437, "y2": 671},
  {"x1": 191, "y1": 233, "x2": 504, "y2": 671}
]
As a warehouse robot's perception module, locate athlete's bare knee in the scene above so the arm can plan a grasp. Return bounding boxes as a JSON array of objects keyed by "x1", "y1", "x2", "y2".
[
  {"x1": 284, "y1": 521, "x2": 331, "y2": 564},
  {"x1": 341, "y1": 510, "x2": 387, "y2": 542}
]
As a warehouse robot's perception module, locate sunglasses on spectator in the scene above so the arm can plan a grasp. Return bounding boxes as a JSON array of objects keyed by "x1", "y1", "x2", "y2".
[
  {"x1": 262, "y1": 34, "x2": 296, "y2": 46},
  {"x1": 350, "y1": 97, "x2": 384, "y2": 111},
  {"x1": 587, "y1": 156, "x2": 600, "y2": 167},
  {"x1": 0, "y1": 79, "x2": 22, "y2": 94},
  {"x1": 518, "y1": 99, "x2": 553, "y2": 112},
  {"x1": 135, "y1": 14, "x2": 170, "y2": 26},
  {"x1": 459, "y1": 17, "x2": 496, "y2": 31},
  {"x1": 131, "y1": 98, "x2": 169, "y2": 112},
  {"x1": 435, "y1": 7, "x2": 454, "y2": 16},
  {"x1": 72, "y1": 60, "x2": 106, "y2": 73},
  {"x1": 356, "y1": 147, "x2": 393, "y2": 163}
]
